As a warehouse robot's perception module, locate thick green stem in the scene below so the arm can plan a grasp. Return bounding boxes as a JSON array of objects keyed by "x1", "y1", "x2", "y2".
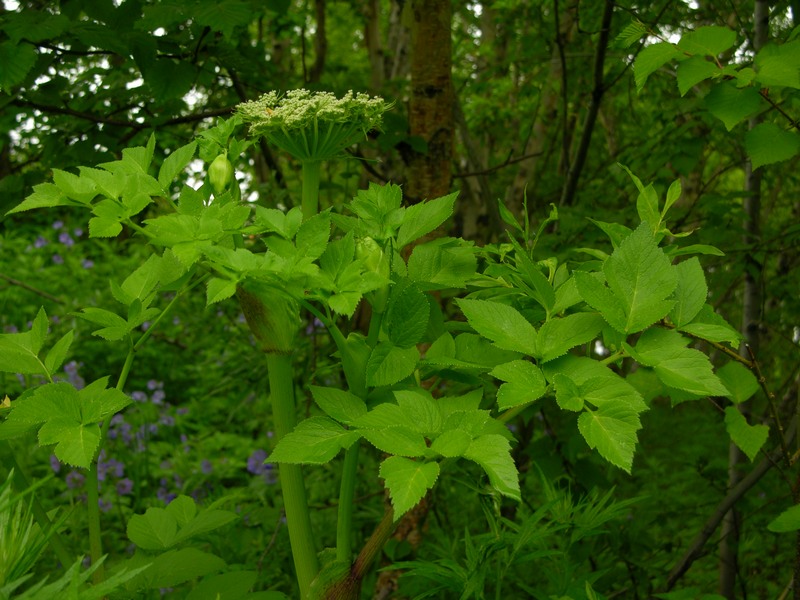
[
  {"x1": 302, "y1": 160, "x2": 322, "y2": 221},
  {"x1": 4, "y1": 444, "x2": 73, "y2": 569},
  {"x1": 268, "y1": 353, "x2": 319, "y2": 598}
]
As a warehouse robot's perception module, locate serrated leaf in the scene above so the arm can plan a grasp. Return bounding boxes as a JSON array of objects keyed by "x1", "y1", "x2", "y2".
[
  {"x1": 463, "y1": 434, "x2": 520, "y2": 500},
  {"x1": 677, "y1": 55, "x2": 719, "y2": 95},
  {"x1": 44, "y1": 330, "x2": 74, "y2": 374},
  {"x1": 362, "y1": 427, "x2": 427, "y2": 457},
  {"x1": 7, "y1": 182, "x2": 69, "y2": 214},
  {"x1": 705, "y1": 83, "x2": 764, "y2": 131},
  {"x1": 634, "y1": 42, "x2": 682, "y2": 92},
  {"x1": 206, "y1": 278, "x2": 238, "y2": 305},
  {"x1": 0, "y1": 41, "x2": 37, "y2": 90},
  {"x1": 89, "y1": 216, "x2": 123, "y2": 238},
  {"x1": 430, "y1": 429, "x2": 472, "y2": 457},
  {"x1": 296, "y1": 211, "x2": 331, "y2": 260},
  {"x1": 677, "y1": 26, "x2": 736, "y2": 56},
  {"x1": 679, "y1": 304, "x2": 741, "y2": 345},
  {"x1": 768, "y1": 504, "x2": 800, "y2": 533},
  {"x1": 458, "y1": 299, "x2": 537, "y2": 355},
  {"x1": 159, "y1": 141, "x2": 197, "y2": 190},
  {"x1": 395, "y1": 389, "x2": 443, "y2": 436},
  {"x1": 717, "y1": 361, "x2": 759, "y2": 404},
  {"x1": 380, "y1": 456, "x2": 439, "y2": 520},
  {"x1": 268, "y1": 416, "x2": 359, "y2": 464},
  {"x1": 52, "y1": 168, "x2": 98, "y2": 204},
  {"x1": 121, "y1": 254, "x2": 161, "y2": 302},
  {"x1": 138, "y1": 547, "x2": 225, "y2": 589},
  {"x1": 578, "y1": 403, "x2": 640, "y2": 473},
  {"x1": 407, "y1": 239, "x2": 477, "y2": 289},
  {"x1": 352, "y1": 402, "x2": 415, "y2": 430},
  {"x1": 574, "y1": 271, "x2": 628, "y2": 333},
  {"x1": 554, "y1": 374, "x2": 583, "y2": 411},
  {"x1": 670, "y1": 258, "x2": 708, "y2": 327},
  {"x1": 754, "y1": 40, "x2": 800, "y2": 89},
  {"x1": 664, "y1": 179, "x2": 682, "y2": 215},
  {"x1": 39, "y1": 419, "x2": 101, "y2": 468},
  {"x1": 537, "y1": 313, "x2": 605, "y2": 362},
  {"x1": 614, "y1": 20, "x2": 647, "y2": 48},
  {"x1": 628, "y1": 328, "x2": 728, "y2": 396},
  {"x1": 385, "y1": 283, "x2": 430, "y2": 348},
  {"x1": 127, "y1": 506, "x2": 178, "y2": 550},
  {"x1": 490, "y1": 360, "x2": 547, "y2": 410},
  {"x1": 596, "y1": 224, "x2": 677, "y2": 333},
  {"x1": 310, "y1": 386, "x2": 367, "y2": 424},
  {"x1": 396, "y1": 192, "x2": 457, "y2": 248},
  {"x1": 724, "y1": 406, "x2": 768, "y2": 461},
  {"x1": 366, "y1": 343, "x2": 419, "y2": 387},
  {"x1": 745, "y1": 123, "x2": 800, "y2": 169}
]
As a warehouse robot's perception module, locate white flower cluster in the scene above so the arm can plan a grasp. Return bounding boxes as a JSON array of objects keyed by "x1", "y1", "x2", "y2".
[{"x1": 236, "y1": 89, "x2": 389, "y2": 161}]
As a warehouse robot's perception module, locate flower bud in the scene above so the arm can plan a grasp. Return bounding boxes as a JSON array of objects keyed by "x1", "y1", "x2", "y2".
[{"x1": 209, "y1": 153, "x2": 234, "y2": 195}]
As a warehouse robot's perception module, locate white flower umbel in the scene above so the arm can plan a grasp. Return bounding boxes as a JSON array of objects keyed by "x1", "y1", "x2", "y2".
[{"x1": 237, "y1": 90, "x2": 389, "y2": 221}]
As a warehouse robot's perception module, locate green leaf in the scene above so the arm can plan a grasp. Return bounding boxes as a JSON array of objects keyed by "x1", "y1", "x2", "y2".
[
  {"x1": 44, "y1": 330, "x2": 74, "y2": 375},
  {"x1": 430, "y1": 429, "x2": 472, "y2": 458},
  {"x1": 489, "y1": 360, "x2": 547, "y2": 410},
  {"x1": 724, "y1": 406, "x2": 768, "y2": 461},
  {"x1": 457, "y1": 299, "x2": 537, "y2": 355},
  {"x1": 578, "y1": 402, "x2": 640, "y2": 473},
  {"x1": 268, "y1": 417, "x2": 359, "y2": 464},
  {"x1": 536, "y1": 313, "x2": 605, "y2": 362},
  {"x1": 396, "y1": 192, "x2": 457, "y2": 248},
  {"x1": 380, "y1": 456, "x2": 439, "y2": 520},
  {"x1": 395, "y1": 389, "x2": 443, "y2": 436},
  {"x1": 677, "y1": 26, "x2": 736, "y2": 56},
  {"x1": 407, "y1": 238, "x2": 477, "y2": 289},
  {"x1": 668, "y1": 244, "x2": 725, "y2": 258},
  {"x1": 627, "y1": 328, "x2": 728, "y2": 396},
  {"x1": 705, "y1": 83, "x2": 764, "y2": 131},
  {"x1": 136, "y1": 547, "x2": 226, "y2": 589},
  {"x1": 52, "y1": 168, "x2": 98, "y2": 204},
  {"x1": 664, "y1": 179, "x2": 682, "y2": 215},
  {"x1": 7, "y1": 183, "x2": 69, "y2": 214},
  {"x1": 127, "y1": 506, "x2": 178, "y2": 550},
  {"x1": 352, "y1": 403, "x2": 415, "y2": 431},
  {"x1": 296, "y1": 211, "x2": 331, "y2": 260},
  {"x1": 362, "y1": 427, "x2": 427, "y2": 457},
  {"x1": 754, "y1": 40, "x2": 800, "y2": 89},
  {"x1": 385, "y1": 283, "x2": 430, "y2": 348},
  {"x1": 0, "y1": 41, "x2": 37, "y2": 90},
  {"x1": 366, "y1": 343, "x2": 419, "y2": 387},
  {"x1": 717, "y1": 361, "x2": 759, "y2": 404},
  {"x1": 76, "y1": 307, "x2": 131, "y2": 341},
  {"x1": 159, "y1": 141, "x2": 197, "y2": 190},
  {"x1": 38, "y1": 419, "x2": 101, "y2": 468},
  {"x1": 88, "y1": 216, "x2": 123, "y2": 239},
  {"x1": 194, "y1": 0, "x2": 253, "y2": 38},
  {"x1": 614, "y1": 20, "x2": 647, "y2": 48},
  {"x1": 0, "y1": 311, "x2": 48, "y2": 375},
  {"x1": 186, "y1": 572, "x2": 257, "y2": 600},
  {"x1": 634, "y1": 42, "x2": 682, "y2": 92},
  {"x1": 636, "y1": 183, "x2": 660, "y2": 231},
  {"x1": 677, "y1": 55, "x2": 719, "y2": 95},
  {"x1": 768, "y1": 504, "x2": 800, "y2": 533},
  {"x1": 143, "y1": 58, "x2": 195, "y2": 100},
  {"x1": 310, "y1": 386, "x2": 367, "y2": 425},
  {"x1": 745, "y1": 123, "x2": 800, "y2": 169},
  {"x1": 679, "y1": 304, "x2": 741, "y2": 345},
  {"x1": 206, "y1": 278, "x2": 238, "y2": 305},
  {"x1": 554, "y1": 374, "x2": 583, "y2": 411},
  {"x1": 463, "y1": 434, "x2": 520, "y2": 500},
  {"x1": 670, "y1": 258, "x2": 708, "y2": 327}
]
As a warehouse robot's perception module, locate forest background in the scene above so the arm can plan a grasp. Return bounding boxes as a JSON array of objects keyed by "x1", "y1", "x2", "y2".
[{"x1": 0, "y1": 0, "x2": 799, "y2": 599}]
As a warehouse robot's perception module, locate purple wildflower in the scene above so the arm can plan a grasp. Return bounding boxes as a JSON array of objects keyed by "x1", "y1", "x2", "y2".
[
  {"x1": 151, "y1": 389, "x2": 166, "y2": 405},
  {"x1": 73, "y1": 228, "x2": 83, "y2": 237},
  {"x1": 52, "y1": 254, "x2": 64, "y2": 264},
  {"x1": 131, "y1": 391, "x2": 147, "y2": 403},
  {"x1": 147, "y1": 380, "x2": 162, "y2": 391},
  {"x1": 50, "y1": 455, "x2": 61, "y2": 473},
  {"x1": 247, "y1": 449, "x2": 268, "y2": 475},
  {"x1": 58, "y1": 232, "x2": 74, "y2": 247},
  {"x1": 66, "y1": 471, "x2": 85, "y2": 489},
  {"x1": 98, "y1": 498, "x2": 113, "y2": 513},
  {"x1": 52, "y1": 220, "x2": 64, "y2": 230},
  {"x1": 159, "y1": 414, "x2": 175, "y2": 427},
  {"x1": 201, "y1": 460, "x2": 213, "y2": 474},
  {"x1": 116, "y1": 478, "x2": 134, "y2": 495},
  {"x1": 81, "y1": 259, "x2": 94, "y2": 269},
  {"x1": 34, "y1": 236, "x2": 48, "y2": 248}
]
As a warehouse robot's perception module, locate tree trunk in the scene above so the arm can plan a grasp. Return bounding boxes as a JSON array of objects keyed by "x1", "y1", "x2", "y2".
[
  {"x1": 405, "y1": 0, "x2": 453, "y2": 203},
  {"x1": 308, "y1": 0, "x2": 327, "y2": 83},
  {"x1": 719, "y1": 2, "x2": 768, "y2": 598},
  {"x1": 363, "y1": 0, "x2": 384, "y2": 91}
]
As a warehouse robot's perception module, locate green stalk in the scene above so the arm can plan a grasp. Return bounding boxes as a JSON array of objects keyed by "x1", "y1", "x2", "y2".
[
  {"x1": 268, "y1": 353, "x2": 319, "y2": 598},
  {"x1": 301, "y1": 160, "x2": 321, "y2": 221}
]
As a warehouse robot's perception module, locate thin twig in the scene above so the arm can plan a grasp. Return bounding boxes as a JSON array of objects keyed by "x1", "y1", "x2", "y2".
[{"x1": 0, "y1": 273, "x2": 63, "y2": 304}]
